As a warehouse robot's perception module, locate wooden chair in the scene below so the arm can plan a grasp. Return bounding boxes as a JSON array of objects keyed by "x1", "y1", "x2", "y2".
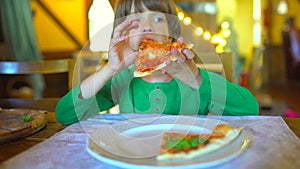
[
  {"x1": 195, "y1": 52, "x2": 235, "y2": 83},
  {"x1": 0, "y1": 59, "x2": 75, "y2": 111},
  {"x1": 0, "y1": 98, "x2": 59, "y2": 112},
  {"x1": 72, "y1": 51, "x2": 108, "y2": 80}
]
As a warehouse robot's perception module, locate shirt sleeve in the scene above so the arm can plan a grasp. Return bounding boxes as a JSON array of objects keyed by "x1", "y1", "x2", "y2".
[
  {"x1": 199, "y1": 69, "x2": 259, "y2": 116},
  {"x1": 55, "y1": 81, "x2": 115, "y2": 125}
]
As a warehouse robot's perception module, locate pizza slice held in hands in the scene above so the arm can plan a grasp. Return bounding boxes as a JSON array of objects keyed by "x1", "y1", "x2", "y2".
[
  {"x1": 133, "y1": 39, "x2": 194, "y2": 77},
  {"x1": 157, "y1": 124, "x2": 242, "y2": 161}
]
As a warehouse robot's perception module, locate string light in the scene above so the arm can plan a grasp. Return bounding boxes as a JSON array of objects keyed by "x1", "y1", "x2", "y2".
[
  {"x1": 203, "y1": 31, "x2": 212, "y2": 40},
  {"x1": 177, "y1": 10, "x2": 232, "y2": 53},
  {"x1": 222, "y1": 29, "x2": 231, "y2": 38},
  {"x1": 219, "y1": 38, "x2": 227, "y2": 47},
  {"x1": 183, "y1": 17, "x2": 192, "y2": 25},
  {"x1": 216, "y1": 45, "x2": 225, "y2": 53},
  {"x1": 211, "y1": 35, "x2": 222, "y2": 44},
  {"x1": 177, "y1": 12, "x2": 185, "y2": 21},
  {"x1": 221, "y1": 21, "x2": 230, "y2": 29},
  {"x1": 195, "y1": 27, "x2": 204, "y2": 36}
]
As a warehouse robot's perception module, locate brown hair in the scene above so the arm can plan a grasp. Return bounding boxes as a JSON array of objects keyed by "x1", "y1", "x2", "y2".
[{"x1": 113, "y1": 0, "x2": 180, "y2": 40}]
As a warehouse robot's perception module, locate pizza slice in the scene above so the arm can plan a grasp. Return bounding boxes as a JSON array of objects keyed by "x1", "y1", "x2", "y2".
[
  {"x1": 134, "y1": 39, "x2": 193, "y2": 77},
  {"x1": 157, "y1": 124, "x2": 242, "y2": 161}
]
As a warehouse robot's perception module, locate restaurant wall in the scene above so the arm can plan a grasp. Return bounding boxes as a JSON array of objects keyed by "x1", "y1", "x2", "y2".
[
  {"x1": 217, "y1": 0, "x2": 253, "y2": 70},
  {"x1": 30, "y1": 0, "x2": 300, "y2": 66},
  {"x1": 216, "y1": 0, "x2": 300, "y2": 70},
  {"x1": 269, "y1": 0, "x2": 300, "y2": 45},
  {"x1": 30, "y1": 0, "x2": 88, "y2": 52}
]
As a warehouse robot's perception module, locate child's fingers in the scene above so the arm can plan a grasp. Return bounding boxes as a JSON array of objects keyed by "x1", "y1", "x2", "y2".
[
  {"x1": 177, "y1": 37, "x2": 184, "y2": 43},
  {"x1": 122, "y1": 21, "x2": 139, "y2": 35},
  {"x1": 124, "y1": 50, "x2": 138, "y2": 66},
  {"x1": 182, "y1": 49, "x2": 195, "y2": 60},
  {"x1": 175, "y1": 37, "x2": 194, "y2": 60},
  {"x1": 113, "y1": 19, "x2": 138, "y2": 38},
  {"x1": 171, "y1": 48, "x2": 186, "y2": 63},
  {"x1": 110, "y1": 36, "x2": 127, "y2": 48},
  {"x1": 163, "y1": 61, "x2": 180, "y2": 75},
  {"x1": 113, "y1": 19, "x2": 131, "y2": 37}
]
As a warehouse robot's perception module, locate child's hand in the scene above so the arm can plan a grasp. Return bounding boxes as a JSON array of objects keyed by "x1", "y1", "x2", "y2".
[
  {"x1": 108, "y1": 19, "x2": 139, "y2": 73},
  {"x1": 162, "y1": 37, "x2": 202, "y2": 89}
]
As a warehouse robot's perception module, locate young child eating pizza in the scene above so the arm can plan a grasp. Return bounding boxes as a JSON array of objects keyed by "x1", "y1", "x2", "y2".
[{"x1": 55, "y1": 0, "x2": 259, "y2": 125}]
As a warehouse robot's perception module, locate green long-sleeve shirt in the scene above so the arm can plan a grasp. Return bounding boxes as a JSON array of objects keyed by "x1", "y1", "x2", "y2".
[{"x1": 55, "y1": 68, "x2": 259, "y2": 124}]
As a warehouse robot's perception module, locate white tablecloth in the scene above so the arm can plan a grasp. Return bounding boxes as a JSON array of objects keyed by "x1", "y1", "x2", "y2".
[{"x1": 1, "y1": 115, "x2": 300, "y2": 169}]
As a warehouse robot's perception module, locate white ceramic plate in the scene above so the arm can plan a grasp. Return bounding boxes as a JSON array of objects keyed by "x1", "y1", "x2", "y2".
[{"x1": 86, "y1": 116, "x2": 249, "y2": 169}]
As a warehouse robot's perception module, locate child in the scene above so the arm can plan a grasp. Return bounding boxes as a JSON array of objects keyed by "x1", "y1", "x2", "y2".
[{"x1": 55, "y1": 0, "x2": 259, "y2": 125}]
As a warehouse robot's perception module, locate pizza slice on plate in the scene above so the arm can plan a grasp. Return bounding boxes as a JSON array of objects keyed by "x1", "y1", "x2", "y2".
[
  {"x1": 157, "y1": 124, "x2": 242, "y2": 161},
  {"x1": 134, "y1": 39, "x2": 194, "y2": 77}
]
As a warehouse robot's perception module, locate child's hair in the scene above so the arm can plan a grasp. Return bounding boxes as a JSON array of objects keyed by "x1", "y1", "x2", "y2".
[{"x1": 113, "y1": 0, "x2": 181, "y2": 40}]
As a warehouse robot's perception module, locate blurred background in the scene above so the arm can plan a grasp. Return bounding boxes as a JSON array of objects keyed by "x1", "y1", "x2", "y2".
[{"x1": 0, "y1": 0, "x2": 300, "y2": 116}]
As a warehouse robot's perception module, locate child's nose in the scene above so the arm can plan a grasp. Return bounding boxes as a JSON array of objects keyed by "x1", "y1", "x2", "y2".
[
  {"x1": 143, "y1": 26, "x2": 153, "y2": 32},
  {"x1": 141, "y1": 20, "x2": 153, "y2": 32}
]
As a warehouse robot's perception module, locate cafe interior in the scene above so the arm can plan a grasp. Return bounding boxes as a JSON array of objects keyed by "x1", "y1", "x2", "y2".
[{"x1": 0, "y1": 0, "x2": 300, "y2": 168}]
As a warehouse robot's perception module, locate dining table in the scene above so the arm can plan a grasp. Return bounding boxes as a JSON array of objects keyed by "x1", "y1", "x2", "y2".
[{"x1": 0, "y1": 112, "x2": 300, "y2": 169}]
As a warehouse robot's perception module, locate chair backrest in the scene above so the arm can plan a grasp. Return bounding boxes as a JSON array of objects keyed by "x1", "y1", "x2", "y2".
[
  {"x1": 0, "y1": 59, "x2": 75, "y2": 90},
  {"x1": 0, "y1": 98, "x2": 59, "y2": 112},
  {"x1": 195, "y1": 52, "x2": 235, "y2": 83},
  {"x1": 73, "y1": 51, "x2": 108, "y2": 80},
  {"x1": 0, "y1": 59, "x2": 75, "y2": 111}
]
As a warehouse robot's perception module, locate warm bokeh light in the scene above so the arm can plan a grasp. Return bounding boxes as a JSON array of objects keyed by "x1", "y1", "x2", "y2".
[
  {"x1": 216, "y1": 45, "x2": 224, "y2": 53},
  {"x1": 253, "y1": 23, "x2": 261, "y2": 46},
  {"x1": 211, "y1": 35, "x2": 222, "y2": 44},
  {"x1": 253, "y1": 0, "x2": 262, "y2": 46},
  {"x1": 88, "y1": 0, "x2": 114, "y2": 51},
  {"x1": 203, "y1": 31, "x2": 211, "y2": 40},
  {"x1": 221, "y1": 21, "x2": 230, "y2": 29},
  {"x1": 219, "y1": 38, "x2": 227, "y2": 47},
  {"x1": 253, "y1": 0, "x2": 261, "y2": 20},
  {"x1": 178, "y1": 12, "x2": 184, "y2": 21},
  {"x1": 277, "y1": 0, "x2": 288, "y2": 14},
  {"x1": 183, "y1": 17, "x2": 192, "y2": 25},
  {"x1": 222, "y1": 29, "x2": 231, "y2": 38},
  {"x1": 195, "y1": 27, "x2": 204, "y2": 36},
  {"x1": 211, "y1": 35, "x2": 227, "y2": 47},
  {"x1": 178, "y1": 11, "x2": 233, "y2": 51}
]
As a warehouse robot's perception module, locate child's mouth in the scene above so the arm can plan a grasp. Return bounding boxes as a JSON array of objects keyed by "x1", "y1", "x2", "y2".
[{"x1": 144, "y1": 37, "x2": 155, "y2": 41}]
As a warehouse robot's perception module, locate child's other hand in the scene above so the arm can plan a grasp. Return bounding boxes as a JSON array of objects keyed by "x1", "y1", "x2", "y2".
[
  {"x1": 108, "y1": 19, "x2": 139, "y2": 73},
  {"x1": 162, "y1": 37, "x2": 202, "y2": 89}
]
